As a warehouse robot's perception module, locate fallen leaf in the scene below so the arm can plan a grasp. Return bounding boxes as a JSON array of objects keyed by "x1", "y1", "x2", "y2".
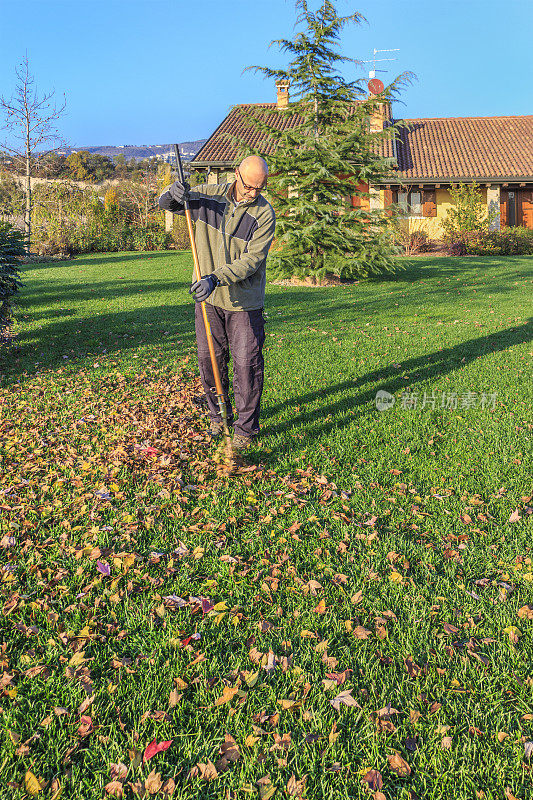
[
  {"x1": 191, "y1": 761, "x2": 218, "y2": 781},
  {"x1": 145, "y1": 770, "x2": 162, "y2": 794},
  {"x1": 161, "y1": 778, "x2": 176, "y2": 796},
  {"x1": 256, "y1": 774, "x2": 276, "y2": 800},
  {"x1": 215, "y1": 686, "x2": 238, "y2": 706},
  {"x1": 104, "y1": 781, "x2": 124, "y2": 797},
  {"x1": 77, "y1": 715, "x2": 94, "y2": 737},
  {"x1": 143, "y1": 738, "x2": 173, "y2": 763},
  {"x1": 388, "y1": 752, "x2": 411, "y2": 777},
  {"x1": 361, "y1": 770, "x2": 383, "y2": 791},
  {"x1": 110, "y1": 763, "x2": 128, "y2": 781},
  {"x1": 508, "y1": 509, "x2": 521, "y2": 523},
  {"x1": 330, "y1": 690, "x2": 360, "y2": 711},
  {"x1": 24, "y1": 771, "x2": 43, "y2": 796},
  {"x1": 286, "y1": 773, "x2": 307, "y2": 797}
]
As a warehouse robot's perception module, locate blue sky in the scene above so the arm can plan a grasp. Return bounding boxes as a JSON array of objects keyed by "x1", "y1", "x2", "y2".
[{"x1": 1, "y1": 0, "x2": 532, "y2": 149}]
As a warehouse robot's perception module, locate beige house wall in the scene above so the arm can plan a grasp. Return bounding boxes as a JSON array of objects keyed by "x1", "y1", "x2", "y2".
[{"x1": 379, "y1": 187, "x2": 487, "y2": 239}]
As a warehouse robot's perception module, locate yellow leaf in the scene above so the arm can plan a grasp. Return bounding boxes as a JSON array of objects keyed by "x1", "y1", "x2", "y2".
[
  {"x1": 192, "y1": 547, "x2": 204, "y2": 560},
  {"x1": 389, "y1": 571, "x2": 403, "y2": 583},
  {"x1": 503, "y1": 626, "x2": 521, "y2": 640},
  {"x1": 25, "y1": 770, "x2": 42, "y2": 796},
  {"x1": 245, "y1": 734, "x2": 260, "y2": 747},
  {"x1": 7, "y1": 687, "x2": 17, "y2": 699},
  {"x1": 313, "y1": 599, "x2": 326, "y2": 614},
  {"x1": 523, "y1": 572, "x2": 533, "y2": 582},
  {"x1": 68, "y1": 650, "x2": 86, "y2": 667},
  {"x1": 214, "y1": 613, "x2": 226, "y2": 625},
  {"x1": 215, "y1": 686, "x2": 238, "y2": 706},
  {"x1": 213, "y1": 602, "x2": 229, "y2": 612},
  {"x1": 110, "y1": 483, "x2": 120, "y2": 492}
]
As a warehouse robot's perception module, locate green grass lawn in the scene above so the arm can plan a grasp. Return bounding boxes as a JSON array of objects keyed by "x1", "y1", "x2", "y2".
[{"x1": 0, "y1": 251, "x2": 532, "y2": 800}]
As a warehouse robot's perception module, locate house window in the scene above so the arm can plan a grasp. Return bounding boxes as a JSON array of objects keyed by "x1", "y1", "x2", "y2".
[{"x1": 398, "y1": 190, "x2": 422, "y2": 216}]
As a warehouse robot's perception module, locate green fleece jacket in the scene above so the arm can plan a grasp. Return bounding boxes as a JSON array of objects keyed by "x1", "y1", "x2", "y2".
[{"x1": 158, "y1": 180, "x2": 276, "y2": 311}]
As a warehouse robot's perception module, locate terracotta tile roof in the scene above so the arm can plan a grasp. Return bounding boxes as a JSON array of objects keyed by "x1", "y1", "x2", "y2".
[
  {"x1": 395, "y1": 115, "x2": 533, "y2": 180},
  {"x1": 192, "y1": 101, "x2": 395, "y2": 164},
  {"x1": 192, "y1": 104, "x2": 533, "y2": 181},
  {"x1": 192, "y1": 104, "x2": 304, "y2": 165}
]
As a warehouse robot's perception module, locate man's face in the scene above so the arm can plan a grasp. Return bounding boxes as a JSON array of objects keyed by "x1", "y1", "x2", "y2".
[{"x1": 234, "y1": 167, "x2": 267, "y2": 202}]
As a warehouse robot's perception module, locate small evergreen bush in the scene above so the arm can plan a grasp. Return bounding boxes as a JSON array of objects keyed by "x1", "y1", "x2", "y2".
[{"x1": 0, "y1": 221, "x2": 25, "y2": 335}]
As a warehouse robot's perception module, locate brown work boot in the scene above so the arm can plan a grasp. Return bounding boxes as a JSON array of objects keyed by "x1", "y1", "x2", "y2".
[
  {"x1": 232, "y1": 433, "x2": 254, "y2": 452},
  {"x1": 209, "y1": 419, "x2": 234, "y2": 440}
]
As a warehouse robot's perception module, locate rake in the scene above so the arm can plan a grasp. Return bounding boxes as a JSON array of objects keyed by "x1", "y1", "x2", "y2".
[{"x1": 173, "y1": 144, "x2": 236, "y2": 475}]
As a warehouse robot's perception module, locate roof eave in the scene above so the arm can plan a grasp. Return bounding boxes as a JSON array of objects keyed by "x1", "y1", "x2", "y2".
[
  {"x1": 377, "y1": 175, "x2": 533, "y2": 184},
  {"x1": 189, "y1": 160, "x2": 236, "y2": 169}
]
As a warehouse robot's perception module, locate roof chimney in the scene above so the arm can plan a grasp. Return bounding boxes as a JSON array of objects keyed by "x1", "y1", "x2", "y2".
[
  {"x1": 369, "y1": 99, "x2": 392, "y2": 132},
  {"x1": 276, "y1": 80, "x2": 290, "y2": 110}
]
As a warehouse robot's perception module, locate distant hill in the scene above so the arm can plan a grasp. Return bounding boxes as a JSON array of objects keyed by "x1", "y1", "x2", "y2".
[{"x1": 53, "y1": 141, "x2": 207, "y2": 163}]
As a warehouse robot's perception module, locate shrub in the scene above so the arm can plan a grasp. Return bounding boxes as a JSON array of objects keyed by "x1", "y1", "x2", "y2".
[
  {"x1": 444, "y1": 227, "x2": 533, "y2": 257},
  {"x1": 390, "y1": 218, "x2": 435, "y2": 256},
  {"x1": 442, "y1": 182, "x2": 497, "y2": 238},
  {"x1": 0, "y1": 221, "x2": 25, "y2": 335}
]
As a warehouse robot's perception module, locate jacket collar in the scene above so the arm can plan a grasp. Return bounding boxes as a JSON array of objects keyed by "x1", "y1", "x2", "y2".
[{"x1": 226, "y1": 180, "x2": 256, "y2": 209}]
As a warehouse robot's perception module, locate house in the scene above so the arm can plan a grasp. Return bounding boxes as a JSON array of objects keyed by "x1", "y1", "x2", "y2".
[{"x1": 189, "y1": 81, "x2": 533, "y2": 237}]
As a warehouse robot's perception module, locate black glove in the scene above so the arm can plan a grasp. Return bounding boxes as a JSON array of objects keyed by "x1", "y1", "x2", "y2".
[
  {"x1": 189, "y1": 274, "x2": 220, "y2": 302},
  {"x1": 168, "y1": 179, "x2": 190, "y2": 204}
]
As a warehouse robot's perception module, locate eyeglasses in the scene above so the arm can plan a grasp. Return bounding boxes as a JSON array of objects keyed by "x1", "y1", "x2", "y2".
[{"x1": 237, "y1": 168, "x2": 267, "y2": 193}]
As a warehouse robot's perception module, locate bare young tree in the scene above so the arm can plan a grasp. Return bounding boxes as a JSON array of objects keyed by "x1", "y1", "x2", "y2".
[{"x1": 0, "y1": 53, "x2": 67, "y2": 252}]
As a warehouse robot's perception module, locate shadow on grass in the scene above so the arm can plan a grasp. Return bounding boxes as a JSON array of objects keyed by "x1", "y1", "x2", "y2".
[
  {"x1": 18, "y1": 280, "x2": 183, "y2": 310},
  {"x1": 20, "y1": 250, "x2": 180, "y2": 272},
  {"x1": 260, "y1": 318, "x2": 533, "y2": 450},
  {"x1": 0, "y1": 302, "x2": 196, "y2": 385}
]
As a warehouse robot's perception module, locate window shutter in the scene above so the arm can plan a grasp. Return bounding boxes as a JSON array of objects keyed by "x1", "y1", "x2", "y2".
[
  {"x1": 383, "y1": 188, "x2": 393, "y2": 217},
  {"x1": 500, "y1": 191, "x2": 508, "y2": 227},
  {"x1": 422, "y1": 189, "x2": 437, "y2": 217}
]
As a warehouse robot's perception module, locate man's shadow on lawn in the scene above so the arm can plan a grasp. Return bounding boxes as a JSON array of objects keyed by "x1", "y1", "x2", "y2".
[{"x1": 260, "y1": 318, "x2": 533, "y2": 449}]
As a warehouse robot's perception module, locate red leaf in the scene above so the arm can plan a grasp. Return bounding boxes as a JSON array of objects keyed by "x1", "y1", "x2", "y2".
[{"x1": 143, "y1": 738, "x2": 173, "y2": 763}]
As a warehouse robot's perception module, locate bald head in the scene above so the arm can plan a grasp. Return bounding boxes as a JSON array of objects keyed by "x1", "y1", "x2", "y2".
[
  {"x1": 239, "y1": 155, "x2": 268, "y2": 183},
  {"x1": 233, "y1": 155, "x2": 268, "y2": 203}
]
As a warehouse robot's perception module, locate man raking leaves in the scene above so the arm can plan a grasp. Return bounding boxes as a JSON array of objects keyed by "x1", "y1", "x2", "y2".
[{"x1": 159, "y1": 148, "x2": 276, "y2": 471}]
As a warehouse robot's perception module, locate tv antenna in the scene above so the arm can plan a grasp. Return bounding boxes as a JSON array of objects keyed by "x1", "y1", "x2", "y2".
[{"x1": 361, "y1": 48, "x2": 400, "y2": 79}]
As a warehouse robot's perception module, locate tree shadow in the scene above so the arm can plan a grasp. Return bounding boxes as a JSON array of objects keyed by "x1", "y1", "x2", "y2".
[
  {"x1": 1, "y1": 301, "x2": 196, "y2": 385},
  {"x1": 19, "y1": 280, "x2": 183, "y2": 309},
  {"x1": 259, "y1": 318, "x2": 533, "y2": 452},
  {"x1": 20, "y1": 251, "x2": 178, "y2": 271}
]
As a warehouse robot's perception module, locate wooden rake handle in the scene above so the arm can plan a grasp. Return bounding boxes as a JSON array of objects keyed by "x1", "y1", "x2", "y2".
[{"x1": 173, "y1": 144, "x2": 225, "y2": 402}]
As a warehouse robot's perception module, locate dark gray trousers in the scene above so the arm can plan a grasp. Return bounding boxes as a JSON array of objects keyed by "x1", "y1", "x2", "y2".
[{"x1": 194, "y1": 303, "x2": 266, "y2": 438}]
